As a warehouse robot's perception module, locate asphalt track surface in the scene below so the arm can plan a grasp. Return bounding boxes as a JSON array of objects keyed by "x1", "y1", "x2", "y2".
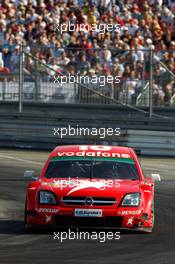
[{"x1": 0, "y1": 149, "x2": 174, "y2": 264}]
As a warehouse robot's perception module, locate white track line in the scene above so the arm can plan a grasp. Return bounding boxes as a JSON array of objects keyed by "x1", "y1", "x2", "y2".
[{"x1": 0, "y1": 154, "x2": 43, "y2": 165}]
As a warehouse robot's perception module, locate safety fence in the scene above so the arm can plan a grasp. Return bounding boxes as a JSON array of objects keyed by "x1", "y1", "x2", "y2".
[{"x1": 0, "y1": 47, "x2": 175, "y2": 114}]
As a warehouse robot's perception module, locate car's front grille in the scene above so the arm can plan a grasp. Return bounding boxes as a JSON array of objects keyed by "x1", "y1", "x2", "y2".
[
  {"x1": 54, "y1": 216, "x2": 123, "y2": 228},
  {"x1": 61, "y1": 196, "x2": 116, "y2": 206}
]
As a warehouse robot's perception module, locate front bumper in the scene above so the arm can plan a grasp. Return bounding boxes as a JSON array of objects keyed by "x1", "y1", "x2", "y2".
[{"x1": 26, "y1": 207, "x2": 153, "y2": 229}]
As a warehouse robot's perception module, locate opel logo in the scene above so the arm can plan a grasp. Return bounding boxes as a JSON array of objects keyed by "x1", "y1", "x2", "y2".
[{"x1": 84, "y1": 197, "x2": 93, "y2": 206}]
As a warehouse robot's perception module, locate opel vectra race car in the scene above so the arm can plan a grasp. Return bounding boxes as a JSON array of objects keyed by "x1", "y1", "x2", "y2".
[{"x1": 24, "y1": 145, "x2": 160, "y2": 232}]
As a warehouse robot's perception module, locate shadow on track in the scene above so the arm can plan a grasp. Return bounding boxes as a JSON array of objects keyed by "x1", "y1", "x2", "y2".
[{"x1": 0, "y1": 220, "x2": 26, "y2": 235}]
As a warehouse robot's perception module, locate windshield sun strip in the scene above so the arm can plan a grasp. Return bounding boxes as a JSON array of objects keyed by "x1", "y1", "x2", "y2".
[{"x1": 50, "y1": 156, "x2": 135, "y2": 164}]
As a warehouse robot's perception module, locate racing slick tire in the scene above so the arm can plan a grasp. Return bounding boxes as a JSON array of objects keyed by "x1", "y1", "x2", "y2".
[{"x1": 24, "y1": 200, "x2": 37, "y2": 233}]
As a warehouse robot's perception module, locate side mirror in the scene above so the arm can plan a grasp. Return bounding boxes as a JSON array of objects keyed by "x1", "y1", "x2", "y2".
[
  {"x1": 24, "y1": 170, "x2": 38, "y2": 180},
  {"x1": 151, "y1": 173, "x2": 161, "y2": 182}
]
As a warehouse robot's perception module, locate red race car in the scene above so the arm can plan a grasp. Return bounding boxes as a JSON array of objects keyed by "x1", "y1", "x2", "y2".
[{"x1": 24, "y1": 145, "x2": 160, "y2": 232}]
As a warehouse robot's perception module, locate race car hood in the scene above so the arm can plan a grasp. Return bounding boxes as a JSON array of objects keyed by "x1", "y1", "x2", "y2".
[{"x1": 39, "y1": 178, "x2": 140, "y2": 199}]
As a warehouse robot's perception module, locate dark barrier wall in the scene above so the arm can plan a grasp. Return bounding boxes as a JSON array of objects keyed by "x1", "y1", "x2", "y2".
[{"x1": 0, "y1": 103, "x2": 175, "y2": 156}]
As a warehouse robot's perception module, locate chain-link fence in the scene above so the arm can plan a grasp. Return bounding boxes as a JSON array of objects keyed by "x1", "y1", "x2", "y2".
[{"x1": 0, "y1": 46, "x2": 175, "y2": 113}]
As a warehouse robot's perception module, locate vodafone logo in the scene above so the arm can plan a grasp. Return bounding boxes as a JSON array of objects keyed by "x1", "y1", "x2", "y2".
[
  {"x1": 57, "y1": 146, "x2": 131, "y2": 158},
  {"x1": 57, "y1": 151, "x2": 130, "y2": 158},
  {"x1": 57, "y1": 145, "x2": 130, "y2": 158}
]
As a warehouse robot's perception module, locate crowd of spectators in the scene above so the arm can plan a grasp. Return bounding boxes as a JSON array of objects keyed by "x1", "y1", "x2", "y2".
[{"x1": 0, "y1": 0, "x2": 175, "y2": 105}]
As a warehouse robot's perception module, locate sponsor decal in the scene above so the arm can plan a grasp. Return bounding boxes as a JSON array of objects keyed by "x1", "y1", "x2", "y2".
[
  {"x1": 57, "y1": 151, "x2": 131, "y2": 158},
  {"x1": 38, "y1": 208, "x2": 59, "y2": 213},
  {"x1": 45, "y1": 214, "x2": 52, "y2": 223},
  {"x1": 57, "y1": 144, "x2": 131, "y2": 158},
  {"x1": 119, "y1": 210, "x2": 141, "y2": 216},
  {"x1": 127, "y1": 217, "x2": 134, "y2": 225},
  {"x1": 67, "y1": 181, "x2": 102, "y2": 195},
  {"x1": 74, "y1": 209, "x2": 102, "y2": 217},
  {"x1": 37, "y1": 208, "x2": 58, "y2": 223},
  {"x1": 67, "y1": 181, "x2": 112, "y2": 195}
]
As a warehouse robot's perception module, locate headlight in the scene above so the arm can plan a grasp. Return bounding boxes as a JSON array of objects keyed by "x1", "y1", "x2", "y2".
[
  {"x1": 121, "y1": 193, "x2": 140, "y2": 206},
  {"x1": 39, "y1": 191, "x2": 57, "y2": 205}
]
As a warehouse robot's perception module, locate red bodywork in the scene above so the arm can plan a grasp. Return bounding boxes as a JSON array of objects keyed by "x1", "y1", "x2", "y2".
[{"x1": 25, "y1": 145, "x2": 155, "y2": 231}]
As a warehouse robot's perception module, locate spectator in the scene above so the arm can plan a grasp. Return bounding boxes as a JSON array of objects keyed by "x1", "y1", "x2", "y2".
[
  {"x1": 0, "y1": 59, "x2": 10, "y2": 81},
  {"x1": 0, "y1": 0, "x2": 174, "y2": 106},
  {"x1": 78, "y1": 53, "x2": 91, "y2": 74},
  {"x1": 57, "y1": 51, "x2": 70, "y2": 66}
]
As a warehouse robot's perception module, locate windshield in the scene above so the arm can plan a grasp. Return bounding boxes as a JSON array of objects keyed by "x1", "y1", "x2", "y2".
[{"x1": 45, "y1": 157, "x2": 139, "y2": 180}]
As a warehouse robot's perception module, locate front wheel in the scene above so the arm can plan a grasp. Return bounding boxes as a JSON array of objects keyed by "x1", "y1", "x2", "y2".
[
  {"x1": 141, "y1": 202, "x2": 155, "y2": 233},
  {"x1": 24, "y1": 200, "x2": 35, "y2": 233}
]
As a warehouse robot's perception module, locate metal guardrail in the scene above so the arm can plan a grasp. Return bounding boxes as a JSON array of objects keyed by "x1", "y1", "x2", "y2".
[
  {"x1": 127, "y1": 130, "x2": 175, "y2": 156},
  {"x1": 0, "y1": 119, "x2": 175, "y2": 157},
  {"x1": 0, "y1": 112, "x2": 175, "y2": 155}
]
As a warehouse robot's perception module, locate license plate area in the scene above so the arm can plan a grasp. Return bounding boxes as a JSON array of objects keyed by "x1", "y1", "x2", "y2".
[{"x1": 74, "y1": 209, "x2": 102, "y2": 217}]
